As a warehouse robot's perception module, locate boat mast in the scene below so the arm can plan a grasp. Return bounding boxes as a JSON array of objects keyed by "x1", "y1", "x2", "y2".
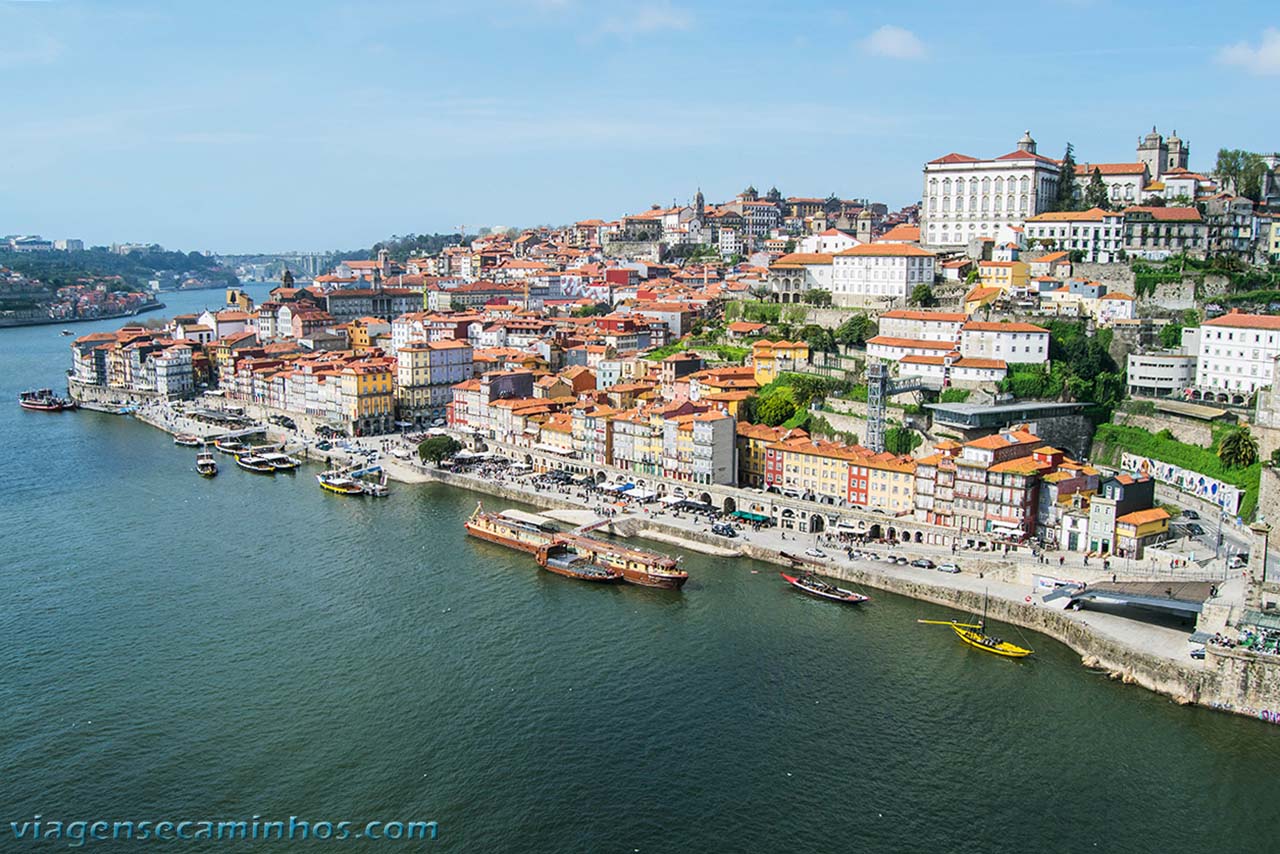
[{"x1": 981, "y1": 589, "x2": 988, "y2": 632}]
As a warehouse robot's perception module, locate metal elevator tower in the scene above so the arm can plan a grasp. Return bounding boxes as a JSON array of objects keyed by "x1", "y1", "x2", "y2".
[{"x1": 865, "y1": 359, "x2": 931, "y2": 453}]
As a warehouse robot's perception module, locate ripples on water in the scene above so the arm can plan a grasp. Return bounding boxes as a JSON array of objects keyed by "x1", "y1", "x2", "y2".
[{"x1": 1, "y1": 287, "x2": 1277, "y2": 852}]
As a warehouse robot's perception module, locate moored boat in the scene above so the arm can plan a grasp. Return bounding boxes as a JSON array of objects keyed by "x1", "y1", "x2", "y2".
[
  {"x1": 235, "y1": 453, "x2": 276, "y2": 473},
  {"x1": 18, "y1": 388, "x2": 77, "y2": 412},
  {"x1": 260, "y1": 451, "x2": 301, "y2": 471},
  {"x1": 195, "y1": 451, "x2": 218, "y2": 477},
  {"x1": 214, "y1": 438, "x2": 249, "y2": 455},
  {"x1": 463, "y1": 503, "x2": 558, "y2": 553},
  {"x1": 918, "y1": 590, "x2": 1033, "y2": 658},
  {"x1": 316, "y1": 470, "x2": 366, "y2": 495},
  {"x1": 551, "y1": 533, "x2": 687, "y2": 589},
  {"x1": 534, "y1": 541, "x2": 625, "y2": 583},
  {"x1": 780, "y1": 571, "x2": 869, "y2": 604},
  {"x1": 174, "y1": 433, "x2": 202, "y2": 447}
]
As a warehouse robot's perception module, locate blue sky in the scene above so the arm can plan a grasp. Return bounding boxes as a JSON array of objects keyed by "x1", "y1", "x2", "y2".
[{"x1": 2, "y1": 0, "x2": 1278, "y2": 253}]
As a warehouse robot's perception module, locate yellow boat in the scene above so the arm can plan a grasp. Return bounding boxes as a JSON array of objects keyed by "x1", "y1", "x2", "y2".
[{"x1": 918, "y1": 591, "x2": 1033, "y2": 658}]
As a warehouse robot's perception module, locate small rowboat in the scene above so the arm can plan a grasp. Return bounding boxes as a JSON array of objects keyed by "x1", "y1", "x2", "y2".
[{"x1": 780, "y1": 572, "x2": 870, "y2": 604}]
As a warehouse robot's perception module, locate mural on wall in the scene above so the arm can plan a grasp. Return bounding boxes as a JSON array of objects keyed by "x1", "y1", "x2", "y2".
[{"x1": 1121, "y1": 453, "x2": 1243, "y2": 516}]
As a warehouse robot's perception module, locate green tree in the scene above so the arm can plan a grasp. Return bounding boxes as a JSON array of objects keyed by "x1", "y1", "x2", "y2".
[
  {"x1": 1056, "y1": 142, "x2": 1078, "y2": 211},
  {"x1": 1084, "y1": 168, "x2": 1109, "y2": 209},
  {"x1": 804, "y1": 288, "x2": 833, "y2": 307},
  {"x1": 1159, "y1": 322, "x2": 1183, "y2": 349},
  {"x1": 909, "y1": 283, "x2": 937, "y2": 307},
  {"x1": 418, "y1": 435, "x2": 462, "y2": 466},
  {"x1": 964, "y1": 268, "x2": 981, "y2": 284},
  {"x1": 883, "y1": 426, "x2": 922, "y2": 456},
  {"x1": 758, "y1": 394, "x2": 798, "y2": 427},
  {"x1": 738, "y1": 394, "x2": 759, "y2": 424},
  {"x1": 1214, "y1": 149, "x2": 1269, "y2": 201},
  {"x1": 800, "y1": 324, "x2": 836, "y2": 353},
  {"x1": 1218, "y1": 427, "x2": 1259, "y2": 469},
  {"x1": 834, "y1": 313, "x2": 876, "y2": 347}
]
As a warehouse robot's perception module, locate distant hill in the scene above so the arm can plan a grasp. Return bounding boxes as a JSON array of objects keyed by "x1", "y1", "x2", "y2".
[
  {"x1": 0, "y1": 248, "x2": 238, "y2": 292},
  {"x1": 336, "y1": 232, "x2": 471, "y2": 264}
]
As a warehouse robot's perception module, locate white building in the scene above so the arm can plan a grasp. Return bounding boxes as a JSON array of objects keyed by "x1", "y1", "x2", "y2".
[
  {"x1": 1096, "y1": 292, "x2": 1136, "y2": 325},
  {"x1": 959, "y1": 321, "x2": 1049, "y2": 363},
  {"x1": 1127, "y1": 352, "x2": 1196, "y2": 398},
  {"x1": 830, "y1": 244, "x2": 936, "y2": 308},
  {"x1": 796, "y1": 228, "x2": 860, "y2": 254},
  {"x1": 1072, "y1": 163, "x2": 1148, "y2": 207},
  {"x1": 921, "y1": 131, "x2": 1061, "y2": 248},
  {"x1": 1024, "y1": 208, "x2": 1125, "y2": 262},
  {"x1": 876, "y1": 310, "x2": 967, "y2": 343},
  {"x1": 898, "y1": 354, "x2": 1008, "y2": 385},
  {"x1": 152, "y1": 344, "x2": 194, "y2": 398},
  {"x1": 1194, "y1": 312, "x2": 1280, "y2": 398}
]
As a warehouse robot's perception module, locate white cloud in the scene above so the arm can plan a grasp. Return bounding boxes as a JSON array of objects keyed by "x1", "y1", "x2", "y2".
[
  {"x1": 1218, "y1": 28, "x2": 1280, "y2": 75},
  {"x1": 598, "y1": 3, "x2": 692, "y2": 37},
  {"x1": 859, "y1": 25, "x2": 925, "y2": 60}
]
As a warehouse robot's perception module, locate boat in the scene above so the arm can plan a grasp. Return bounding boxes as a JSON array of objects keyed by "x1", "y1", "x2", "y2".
[
  {"x1": 214, "y1": 438, "x2": 249, "y2": 455},
  {"x1": 173, "y1": 433, "x2": 203, "y2": 447},
  {"x1": 316, "y1": 470, "x2": 366, "y2": 495},
  {"x1": 361, "y1": 476, "x2": 390, "y2": 497},
  {"x1": 235, "y1": 453, "x2": 276, "y2": 474},
  {"x1": 60, "y1": 329, "x2": 73, "y2": 336},
  {"x1": 918, "y1": 591, "x2": 1033, "y2": 658},
  {"x1": 534, "y1": 541, "x2": 625, "y2": 583},
  {"x1": 195, "y1": 451, "x2": 218, "y2": 477},
  {"x1": 780, "y1": 571, "x2": 870, "y2": 604},
  {"x1": 463, "y1": 503, "x2": 558, "y2": 553},
  {"x1": 550, "y1": 533, "x2": 688, "y2": 589},
  {"x1": 260, "y1": 451, "x2": 301, "y2": 471},
  {"x1": 18, "y1": 388, "x2": 77, "y2": 412}
]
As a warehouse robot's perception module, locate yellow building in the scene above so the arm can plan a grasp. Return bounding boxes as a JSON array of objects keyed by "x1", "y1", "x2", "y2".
[
  {"x1": 977, "y1": 260, "x2": 1029, "y2": 293},
  {"x1": 1115, "y1": 507, "x2": 1171, "y2": 559},
  {"x1": 751, "y1": 339, "x2": 810, "y2": 385},
  {"x1": 736, "y1": 423, "x2": 802, "y2": 487},
  {"x1": 340, "y1": 361, "x2": 394, "y2": 435},
  {"x1": 963, "y1": 285, "x2": 1002, "y2": 315}
]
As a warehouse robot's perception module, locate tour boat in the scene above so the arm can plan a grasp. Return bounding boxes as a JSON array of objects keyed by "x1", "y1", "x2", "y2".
[
  {"x1": 214, "y1": 438, "x2": 249, "y2": 455},
  {"x1": 780, "y1": 571, "x2": 870, "y2": 604},
  {"x1": 18, "y1": 388, "x2": 77, "y2": 412},
  {"x1": 260, "y1": 451, "x2": 301, "y2": 472},
  {"x1": 173, "y1": 433, "x2": 203, "y2": 447},
  {"x1": 235, "y1": 453, "x2": 276, "y2": 474},
  {"x1": 316, "y1": 470, "x2": 366, "y2": 495},
  {"x1": 550, "y1": 533, "x2": 688, "y2": 589},
  {"x1": 361, "y1": 475, "x2": 390, "y2": 497},
  {"x1": 534, "y1": 541, "x2": 625, "y2": 583},
  {"x1": 195, "y1": 451, "x2": 218, "y2": 477},
  {"x1": 918, "y1": 591, "x2": 1033, "y2": 658},
  {"x1": 463, "y1": 503, "x2": 558, "y2": 553}
]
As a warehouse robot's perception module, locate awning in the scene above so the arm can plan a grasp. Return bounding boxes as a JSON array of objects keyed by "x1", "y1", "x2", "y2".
[
  {"x1": 628, "y1": 489, "x2": 657, "y2": 501},
  {"x1": 659, "y1": 495, "x2": 683, "y2": 505},
  {"x1": 733, "y1": 510, "x2": 769, "y2": 523}
]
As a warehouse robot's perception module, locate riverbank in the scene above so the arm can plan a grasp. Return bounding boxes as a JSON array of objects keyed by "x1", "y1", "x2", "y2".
[
  {"x1": 0, "y1": 300, "x2": 166, "y2": 329},
  {"x1": 91, "y1": 395, "x2": 1280, "y2": 725}
]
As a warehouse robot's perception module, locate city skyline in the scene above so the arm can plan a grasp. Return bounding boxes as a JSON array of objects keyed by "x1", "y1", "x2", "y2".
[{"x1": 3, "y1": 0, "x2": 1278, "y2": 252}]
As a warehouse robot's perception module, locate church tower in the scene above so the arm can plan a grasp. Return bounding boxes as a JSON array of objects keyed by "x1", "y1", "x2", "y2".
[
  {"x1": 1137, "y1": 127, "x2": 1169, "y2": 179},
  {"x1": 1016, "y1": 130, "x2": 1037, "y2": 154},
  {"x1": 693, "y1": 187, "x2": 705, "y2": 215},
  {"x1": 1166, "y1": 130, "x2": 1189, "y2": 172}
]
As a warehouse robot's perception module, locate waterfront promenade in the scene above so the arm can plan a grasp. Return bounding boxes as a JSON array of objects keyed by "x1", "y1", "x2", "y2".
[{"x1": 105, "y1": 393, "x2": 1280, "y2": 721}]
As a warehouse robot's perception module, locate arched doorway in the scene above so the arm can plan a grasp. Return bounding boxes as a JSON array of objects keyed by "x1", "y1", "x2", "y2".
[
  {"x1": 868, "y1": 523, "x2": 883, "y2": 540},
  {"x1": 900, "y1": 530, "x2": 911, "y2": 542},
  {"x1": 723, "y1": 497, "x2": 737, "y2": 514},
  {"x1": 914, "y1": 531, "x2": 923, "y2": 543},
  {"x1": 595, "y1": 471, "x2": 607, "y2": 484},
  {"x1": 810, "y1": 514, "x2": 825, "y2": 533},
  {"x1": 699, "y1": 492, "x2": 712, "y2": 506},
  {"x1": 888, "y1": 527, "x2": 897, "y2": 541}
]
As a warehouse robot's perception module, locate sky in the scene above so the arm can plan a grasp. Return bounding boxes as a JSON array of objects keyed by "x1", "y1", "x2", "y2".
[{"x1": 2, "y1": 0, "x2": 1278, "y2": 254}]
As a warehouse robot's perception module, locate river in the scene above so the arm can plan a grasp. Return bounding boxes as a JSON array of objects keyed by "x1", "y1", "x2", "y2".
[{"x1": 1, "y1": 284, "x2": 1276, "y2": 852}]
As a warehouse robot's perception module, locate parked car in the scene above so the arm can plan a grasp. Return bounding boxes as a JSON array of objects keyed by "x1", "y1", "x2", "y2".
[
  {"x1": 1190, "y1": 647, "x2": 1206, "y2": 660},
  {"x1": 804, "y1": 548, "x2": 827, "y2": 559},
  {"x1": 1187, "y1": 523, "x2": 1206, "y2": 536},
  {"x1": 711, "y1": 523, "x2": 738, "y2": 538},
  {"x1": 1228, "y1": 554, "x2": 1248, "y2": 569},
  {"x1": 894, "y1": 556, "x2": 909, "y2": 566},
  {"x1": 1181, "y1": 509, "x2": 1200, "y2": 520},
  {"x1": 937, "y1": 562, "x2": 961, "y2": 574},
  {"x1": 910, "y1": 558, "x2": 935, "y2": 569}
]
